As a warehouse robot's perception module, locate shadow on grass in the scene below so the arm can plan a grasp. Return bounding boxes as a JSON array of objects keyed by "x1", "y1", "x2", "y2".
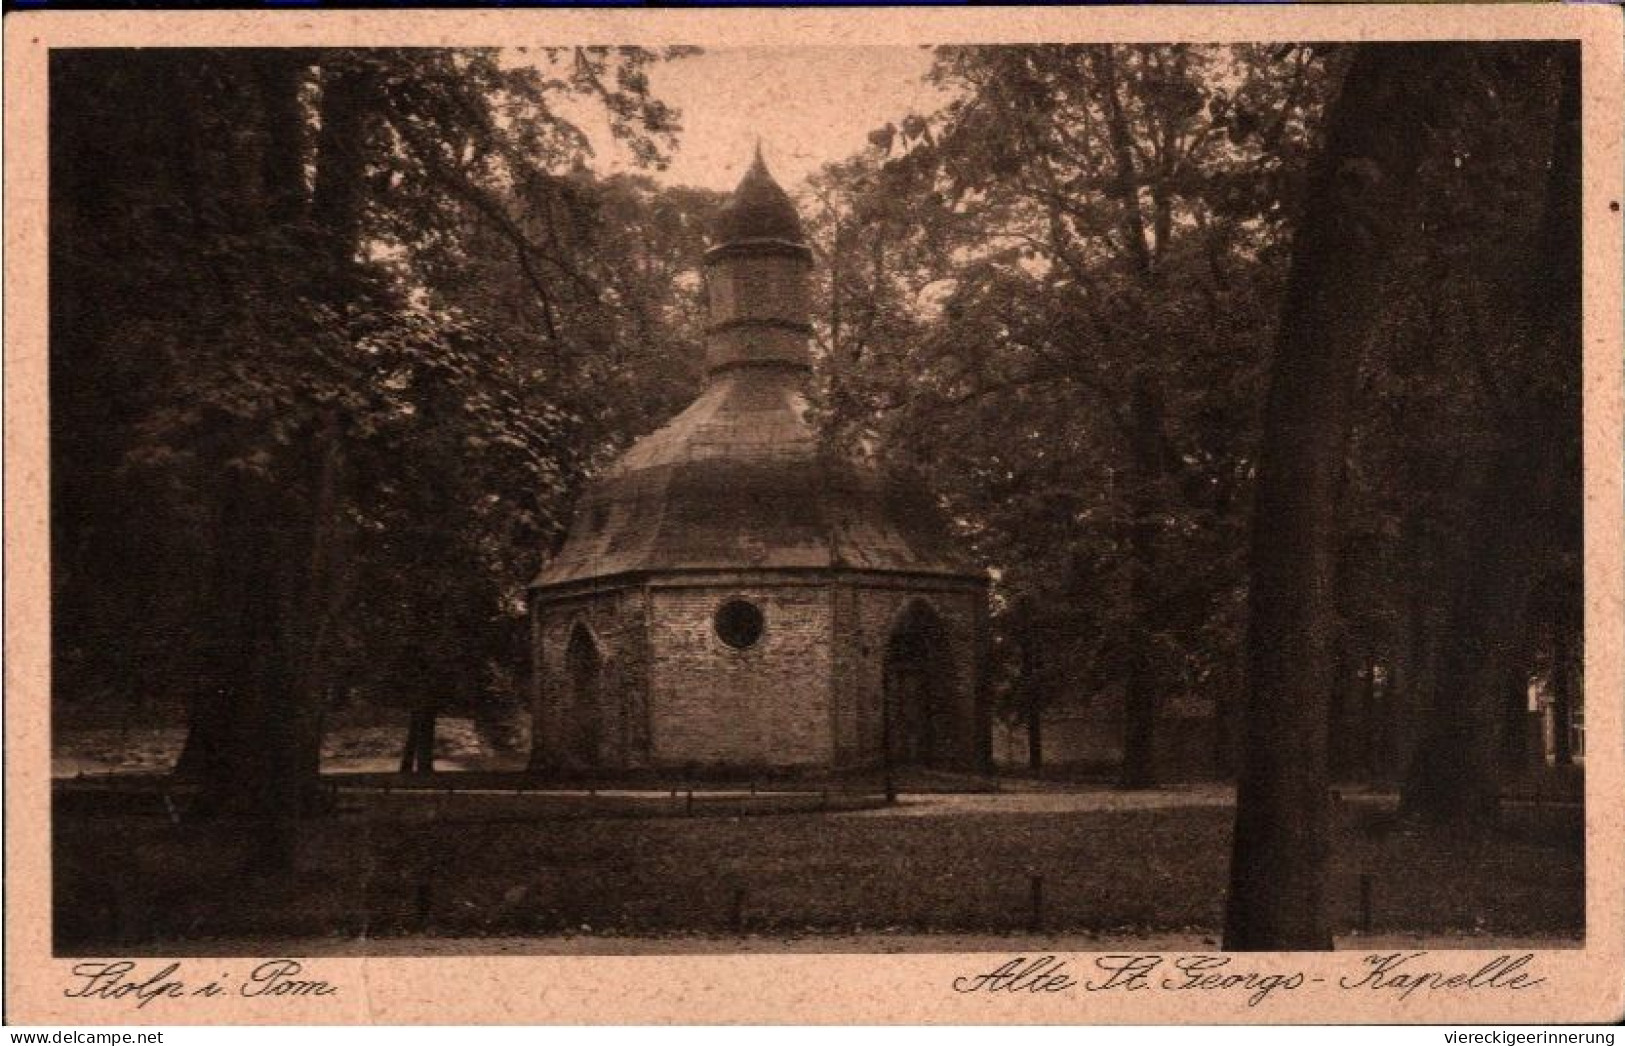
[{"x1": 53, "y1": 783, "x2": 1583, "y2": 955}]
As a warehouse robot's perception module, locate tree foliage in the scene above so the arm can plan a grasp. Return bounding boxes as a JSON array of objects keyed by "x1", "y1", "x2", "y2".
[
  {"x1": 50, "y1": 46, "x2": 709, "y2": 835},
  {"x1": 802, "y1": 42, "x2": 1578, "y2": 805},
  {"x1": 807, "y1": 44, "x2": 1333, "y2": 783}
]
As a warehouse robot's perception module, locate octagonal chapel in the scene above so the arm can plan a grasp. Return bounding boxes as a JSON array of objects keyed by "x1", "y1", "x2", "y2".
[{"x1": 527, "y1": 150, "x2": 990, "y2": 773}]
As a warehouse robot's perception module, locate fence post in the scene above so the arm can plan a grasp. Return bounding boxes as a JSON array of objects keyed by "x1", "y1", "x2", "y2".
[
  {"x1": 1028, "y1": 874, "x2": 1045, "y2": 932},
  {"x1": 1359, "y1": 873, "x2": 1374, "y2": 934}
]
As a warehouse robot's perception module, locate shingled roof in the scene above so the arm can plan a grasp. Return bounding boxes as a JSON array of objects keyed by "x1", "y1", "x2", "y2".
[{"x1": 530, "y1": 367, "x2": 981, "y2": 589}]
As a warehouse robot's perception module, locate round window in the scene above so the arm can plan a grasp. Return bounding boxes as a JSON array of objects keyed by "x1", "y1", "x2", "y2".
[{"x1": 714, "y1": 598, "x2": 765, "y2": 649}]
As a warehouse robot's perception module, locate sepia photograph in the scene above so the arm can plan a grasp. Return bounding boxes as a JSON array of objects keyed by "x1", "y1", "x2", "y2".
[{"x1": 7, "y1": 4, "x2": 1623, "y2": 1026}]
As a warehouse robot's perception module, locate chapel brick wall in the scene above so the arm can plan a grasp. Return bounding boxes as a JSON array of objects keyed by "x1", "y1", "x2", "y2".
[
  {"x1": 531, "y1": 587, "x2": 651, "y2": 770},
  {"x1": 836, "y1": 584, "x2": 986, "y2": 770},
  {"x1": 532, "y1": 577, "x2": 986, "y2": 772},
  {"x1": 829, "y1": 583, "x2": 863, "y2": 765},
  {"x1": 646, "y1": 583, "x2": 834, "y2": 768}
]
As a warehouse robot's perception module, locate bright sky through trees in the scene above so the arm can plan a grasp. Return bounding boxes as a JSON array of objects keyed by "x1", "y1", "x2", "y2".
[{"x1": 546, "y1": 46, "x2": 948, "y2": 191}]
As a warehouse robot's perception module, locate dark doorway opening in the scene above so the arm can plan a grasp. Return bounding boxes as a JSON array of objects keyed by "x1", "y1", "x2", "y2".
[{"x1": 883, "y1": 600, "x2": 955, "y2": 768}]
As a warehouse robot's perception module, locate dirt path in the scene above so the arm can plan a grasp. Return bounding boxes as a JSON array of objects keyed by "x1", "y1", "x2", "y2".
[{"x1": 841, "y1": 786, "x2": 1238, "y2": 816}]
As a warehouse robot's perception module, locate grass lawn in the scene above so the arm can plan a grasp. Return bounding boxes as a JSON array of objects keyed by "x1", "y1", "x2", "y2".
[{"x1": 53, "y1": 788, "x2": 1583, "y2": 953}]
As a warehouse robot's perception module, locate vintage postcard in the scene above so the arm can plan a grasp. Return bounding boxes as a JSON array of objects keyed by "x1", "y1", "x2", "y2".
[{"x1": 5, "y1": 3, "x2": 1622, "y2": 1025}]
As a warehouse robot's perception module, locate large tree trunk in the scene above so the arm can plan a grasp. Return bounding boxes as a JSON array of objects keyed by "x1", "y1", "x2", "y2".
[
  {"x1": 188, "y1": 467, "x2": 310, "y2": 872},
  {"x1": 1223, "y1": 45, "x2": 1455, "y2": 951},
  {"x1": 1359, "y1": 652, "x2": 1379, "y2": 783},
  {"x1": 401, "y1": 702, "x2": 439, "y2": 775},
  {"x1": 1327, "y1": 644, "x2": 1357, "y2": 783},
  {"x1": 1091, "y1": 49, "x2": 1174, "y2": 790},
  {"x1": 171, "y1": 52, "x2": 315, "y2": 835},
  {"x1": 1119, "y1": 672, "x2": 1157, "y2": 789},
  {"x1": 1550, "y1": 618, "x2": 1576, "y2": 767},
  {"x1": 1212, "y1": 688, "x2": 1239, "y2": 780},
  {"x1": 1022, "y1": 640, "x2": 1043, "y2": 773},
  {"x1": 1118, "y1": 376, "x2": 1167, "y2": 790},
  {"x1": 1025, "y1": 701, "x2": 1043, "y2": 772},
  {"x1": 1385, "y1": 587, "x2": 1440, "y2": 788},
  {"x1": 268, "y1": 59, "x2": 378, "y2": 801},
  {"x1": 1398, "y1": 44, "x2": 1581, "y2": 827},
  {"x1": 1398, "y1": 505, "x2": 1543, "y2": 824},
  {"x1": 186, "y1": 55, "x2": 374, "y2": 849},
  {"x1": 174, "y1": 52, "x2": 314, "y2": 789},
  {"x1": 1499, "y1": 660, "x2": 1534, "y2": 773}
]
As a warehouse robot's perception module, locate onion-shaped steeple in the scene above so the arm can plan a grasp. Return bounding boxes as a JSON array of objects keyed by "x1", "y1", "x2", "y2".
[{"x1": 707, "y1": 143, "x2": 809, "y2": 255}]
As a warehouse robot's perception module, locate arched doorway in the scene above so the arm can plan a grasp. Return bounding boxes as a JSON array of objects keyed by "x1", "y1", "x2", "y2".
[
  {"x1": 564, "y1": 622, "x2": 602, "y2": 767},
  {"x1": 883, "y1": 600, "x2": 954, "y2": 767}
]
